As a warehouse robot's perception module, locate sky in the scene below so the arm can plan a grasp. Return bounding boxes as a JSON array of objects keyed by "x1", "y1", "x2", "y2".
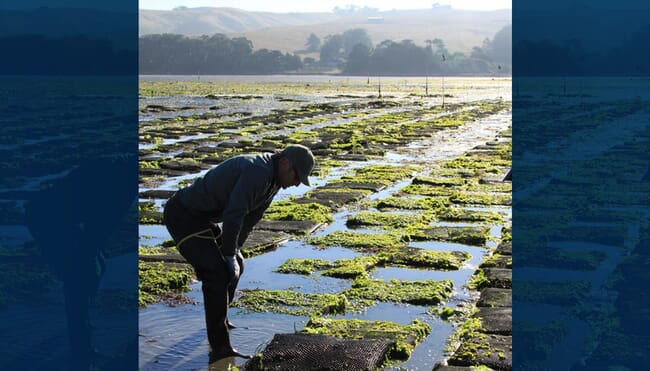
[{"x1": 139, "y1": 0, "x2": 511, "y2": 12}]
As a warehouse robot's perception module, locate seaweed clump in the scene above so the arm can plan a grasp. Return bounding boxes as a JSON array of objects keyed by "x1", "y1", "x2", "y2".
[
  {"x1": 138, "y1": 261, "x2": 194, "y2": 308},
  {"x1": 232, "y1": 289, "x2": 347, "y2": 316},
  {"x1": 344, "y1": 277, "x2": 454, "y2": 306},
  {"x1": 263, "y1": 200, "x2": 333, "y2": 224}
]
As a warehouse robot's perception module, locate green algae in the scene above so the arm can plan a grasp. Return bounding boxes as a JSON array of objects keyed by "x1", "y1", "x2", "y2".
[
  {"x1": 335, "y1": 164, "x2": 422, "y2": 186},
  {"x1": 373, "y1": 196, "x2": 451, "y2": 211},
  {"x1": 139, "y1": 160, "x2": 160, "y2": 169},
  {"x1": 360, "y1": 204, "x2": 503, "y2": 224},
  {"x1": 311, "y1": 158, "x2": 345, "y2": 178},
  {"x1": 408, "y1": 226, "x2": 492, "y2": 246},
  {"x1": 382, "y1": 248, "x2": 471, "y2": 270},
  {"x1": 138, "y1": 201, "x2": 163, "y2": 224},
  {"x1": 304, "y1": 188, "x2": 373, "y2": 209},
  {"x1": 159, "y1": 157, "x2": 203, "y2": 171},
  {"x1": 436, "y1": 208, "x2": 504, "y2": 224},
  {"x1": 275, "y1": 258, "x2": 334, "y2": 275},
  {"x1": 306, "y1": 231, "x2": 403, "y2": 252},
  {"x1": 501, "y1": 226, "x2": 512, "y2": 242},
  {"x1": 450, "y1": 192, "x2": 512, "y2": 206},
  {"x1": 138, "y1": 261, "x2": 194, "y2": 308},
  {"x1": 309, "y1": 225, "x2": 490, "y2": 251},
  {"x1": 465, "y1": 182, "x2": 512, "y2": 193},
  {"x1": 276, "y1": 248, "x2": 470, "y2": 280},
  {"x1": 444, "y1": 155, "x2": 508, "y2": 174},
  {"x1": 446, "y1": 316, "x2": 511, "y2": 367},
  {"x1": 302, "y1": 317, "x2": 431, "y2": 360},
  {"x1": 346, "y1": 211, "x2": 436, "y2": 230},
  {"x1": 401, "y1": 184, "x2": 455, "y2": 197},
  {"x1": 344, "y1": 277, "x2": 454, "y2": 306},
  {"x1": 138, "y1": 245, "x2": 178, "y2": 256},
  {"x1": 480, "y1": 253, "x2": 512, "y2": 269},
  {"x1": 321, "y1": 256, "x2": 378, "y2": 279},
  {"x1": 437, "y1": 306, "x2": 457, "y2": 320},
  {"x1": 176, "y1": 177, "x2": 198, "y2": 188},
  {"x1": 232, "y1": 289, "x2": 347, "y2": 316},
  {"x1": 263, "y1": 200, "x2": 333, "y2": 224}
]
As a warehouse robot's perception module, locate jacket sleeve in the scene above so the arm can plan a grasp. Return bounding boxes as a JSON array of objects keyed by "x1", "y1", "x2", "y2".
[
  {"x1": 238, "y1": 199, "x2": 273, "y2": 247},
  {"x1": 220, "y1": 167, "x2": 269, "y2": 256}
]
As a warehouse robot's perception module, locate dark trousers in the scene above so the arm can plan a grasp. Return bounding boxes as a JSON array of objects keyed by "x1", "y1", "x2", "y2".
[{"x1": 163, "y1": 193, "x2": 243, "y2": 351}]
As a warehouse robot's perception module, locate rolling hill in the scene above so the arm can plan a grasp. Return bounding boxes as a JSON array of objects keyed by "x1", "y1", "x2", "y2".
[{"x1": 139, "y1": 7, "x2": 511, "y2": 54}]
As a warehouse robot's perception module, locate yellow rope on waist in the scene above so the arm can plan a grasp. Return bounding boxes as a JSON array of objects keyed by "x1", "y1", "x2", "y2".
[{"x1": 176, "y1": 227, "x2": 222, "y2": 249}]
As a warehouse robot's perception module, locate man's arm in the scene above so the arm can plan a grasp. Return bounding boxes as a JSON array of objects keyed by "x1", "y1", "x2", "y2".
[
  {"x1": 237, "y1": 199, "x2": 272, "y2": 247},
  {"x1": 220, "y1": 168, "x2": 269, "y2": 256}
]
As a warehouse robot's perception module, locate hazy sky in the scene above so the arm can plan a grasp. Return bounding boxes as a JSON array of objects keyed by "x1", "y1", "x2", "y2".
[{"x1": 139, "y1": 0, "x2": 511, "y2": 12}]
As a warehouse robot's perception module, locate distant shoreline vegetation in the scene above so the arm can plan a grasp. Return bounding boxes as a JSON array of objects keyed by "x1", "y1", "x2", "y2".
[{"x1": 138, "y1": 28, "x2": 511, "y2": 76}]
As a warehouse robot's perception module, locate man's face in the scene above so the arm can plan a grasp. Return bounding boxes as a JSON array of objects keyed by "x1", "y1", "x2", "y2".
[{"x1": 277, "y1": 157, "x2": 301, "y2": 189}]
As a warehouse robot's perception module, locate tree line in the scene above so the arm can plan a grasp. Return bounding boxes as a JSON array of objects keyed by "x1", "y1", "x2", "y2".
[
  {"x1": 139, "y1": 34, "x2": 301, "y2": 75},
  {"x1": 139, "y1": 27, "x2": 511, "y2": 76},
  {"x1": 315, "y1": 26, "x2": 511, "y2": 76}
]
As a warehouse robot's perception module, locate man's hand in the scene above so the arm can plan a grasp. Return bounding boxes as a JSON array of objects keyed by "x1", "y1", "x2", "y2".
[{"x1": 223, "y1": 255, "x2": 240, "y2": 283}]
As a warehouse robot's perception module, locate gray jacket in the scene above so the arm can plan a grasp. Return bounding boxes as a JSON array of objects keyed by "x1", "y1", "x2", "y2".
[{"x1": 178, "y1": 153, "x2": 279, "y2": 255}]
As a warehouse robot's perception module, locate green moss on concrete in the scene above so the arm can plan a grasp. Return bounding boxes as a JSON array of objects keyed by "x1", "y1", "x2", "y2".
[
  {"x1": 139, "y1": 201, "x2": 163, "y2": 224},
  {"x1": 232, "y1": 289, "x2": 347, "y2": 316},
  {"x1": 263, "y1": 200, "x2": 333, "y2": 224},
  {"x1": 138, "y1": 261, "x2": 193, "y2": 308},
  {"x1": 138, "y1": 245, "x2": 178, "y2": 256},
  {"x1": 408, "y1": 226, "x2": 492, "y2": 246},
  {"x1": 275, "y1": 248, "x2": 469, "y2": 280},
  {"x1": 450, "y1": 192, "x2": 512, "y2": 206},
  {"x1": 381, "y1": 248, "x2": 471, "y2": 270},
  {"x1": 275, "y1": 258, "x2": 334, "y2": 275},
  {"x1": 400, "y1": 184, "x2": 455, "y2": 197},
  {"x1": 306, "y1": 231, "x2": 403, "y2": 252},
  {"x1": 347, "y1": 211, "x2": 436, "y2": 229},
  {"x1": 336, "y1": 164, "x2": 422, "y2": 186},
  {"x1": 480, "y1": 253, "x2": 512, "y2": 269},
  {"x1": 344, "y1": 277, "x2": 454, "y2": 306},
  {"x1": 373, "y1": 196, "x2": 451, "y2": 211},
  {"x1": 437, "y1": 208, "x2": 504, "y2": 224},
  {"x1": 322, "y1": 256, "x2": 379, "y2": 279}
]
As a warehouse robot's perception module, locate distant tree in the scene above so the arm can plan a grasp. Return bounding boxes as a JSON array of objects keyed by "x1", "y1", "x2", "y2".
[
  {"x1": 282, "y1": 52, "x2": 303, "y2": 71},
  {"x1": 428, "y1": 38, "x2": 448, "y2": 59},
  {"x1": 320, "y1": 34, "x2": 343, "y2": 64},
  {"x1": 370, "y1": 39, "x2": 429, "y2": 75},
  {"x1": 306, "y1": 33, "x2": 321, "y2": 52},
  {"x1": 488, "y1": 24, "x2": 512, "y2": 65},
  {"x1": 342, "y1": 28, "x2": 373, "y2": 56},
  {"x1": 470, "y1": 45, "x2": 489, "y2": 60},
  {"x1": 343, "y1": 43, "x2": 371, "y2": 74}
]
